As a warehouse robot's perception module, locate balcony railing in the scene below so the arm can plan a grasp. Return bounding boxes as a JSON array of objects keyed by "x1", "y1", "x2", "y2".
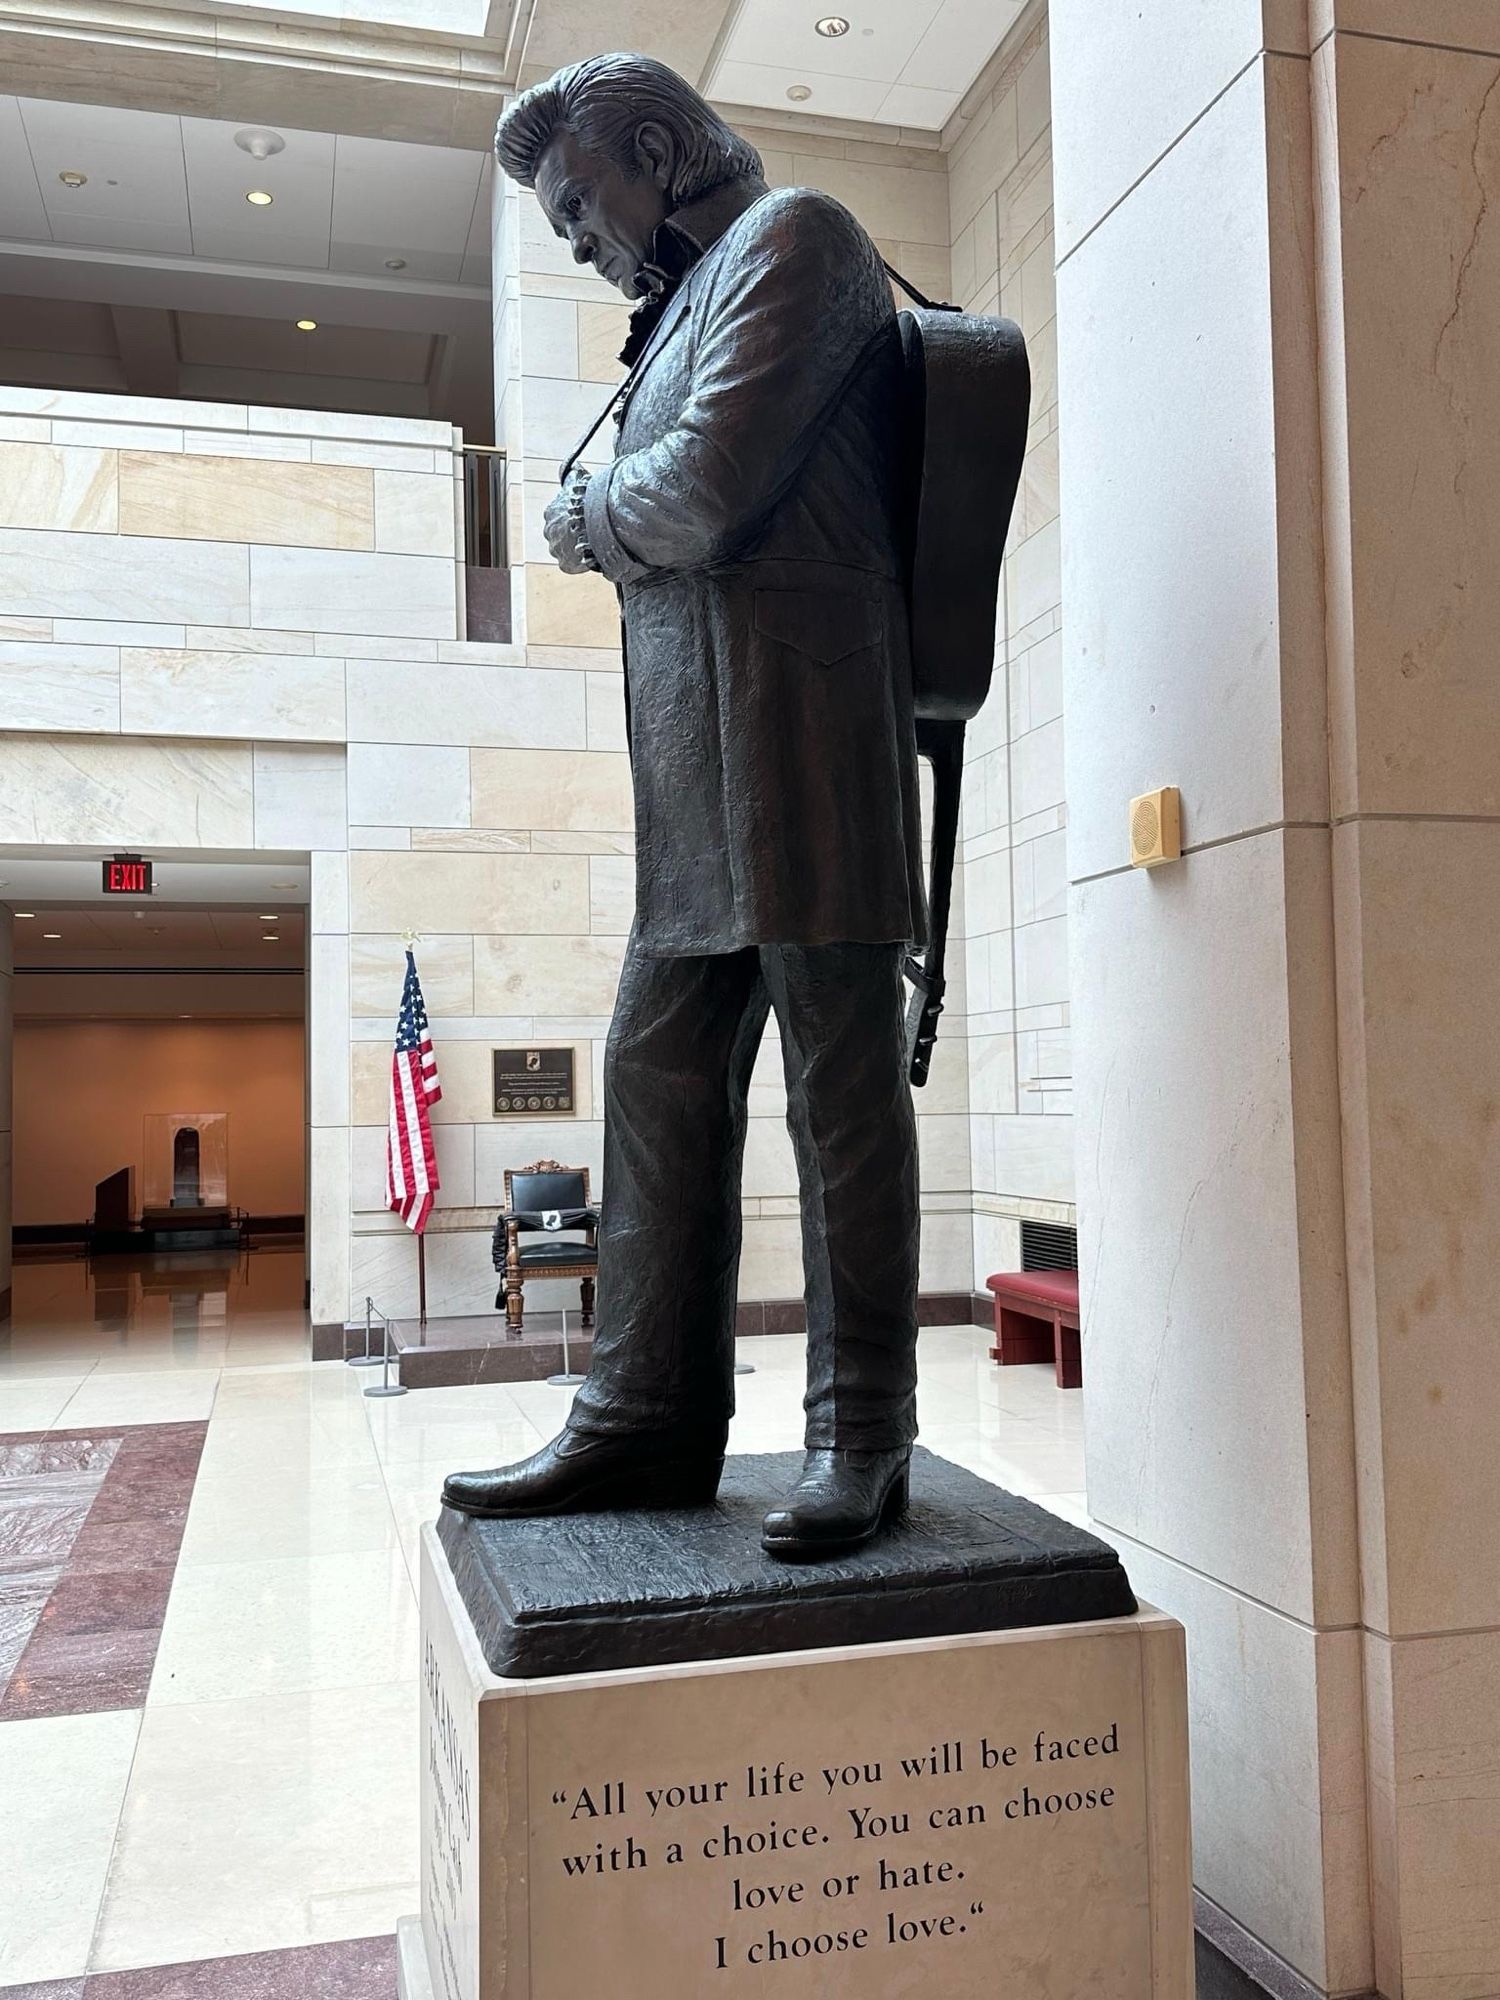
[{"x1": 462, "y1": 444, "x2": 511, "y2": 644}]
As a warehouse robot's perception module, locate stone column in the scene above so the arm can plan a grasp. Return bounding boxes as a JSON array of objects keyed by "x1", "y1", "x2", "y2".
[
  {"x1": 0, "y1": 909, "x2": 11, "y2": 1321},
  {"x1": 491, "y1": 163, "x2": 629, "y2": 654},
  {"x1": 1053, "y1": 3, "x2": 1500, "y2": 1994}
]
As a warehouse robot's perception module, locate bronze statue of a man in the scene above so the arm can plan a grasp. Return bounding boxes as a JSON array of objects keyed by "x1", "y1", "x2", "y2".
[{"x1": 444, "y1": 51, "x2": 927, "y2": 1557}]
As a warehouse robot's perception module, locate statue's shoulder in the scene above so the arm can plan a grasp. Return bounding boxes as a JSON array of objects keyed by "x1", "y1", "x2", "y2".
[{"x1": 732, "y1": 183, "x2": 877, "y2": 261}]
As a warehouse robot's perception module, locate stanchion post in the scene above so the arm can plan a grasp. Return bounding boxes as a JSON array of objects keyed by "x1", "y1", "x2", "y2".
[
  {"x1": 364, "y1": 1302, "x2": 408, "y2": 1399},
  {"x1": 548, "y1": 1307, "x2": 587, "y2": 1388},
  {"x1": 348, "y1": 1295, "x2": 384, "y2": 1368}
]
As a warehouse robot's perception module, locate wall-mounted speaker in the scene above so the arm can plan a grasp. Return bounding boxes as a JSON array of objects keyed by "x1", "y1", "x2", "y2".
[{"x1": 1129, "y1": 787, "x2": 1181, "y2": 868}]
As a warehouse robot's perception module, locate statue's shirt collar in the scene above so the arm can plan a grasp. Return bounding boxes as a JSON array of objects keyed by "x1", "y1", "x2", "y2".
[{"x1": 621, "y1": 174, "x2": 770, "y2": 367}]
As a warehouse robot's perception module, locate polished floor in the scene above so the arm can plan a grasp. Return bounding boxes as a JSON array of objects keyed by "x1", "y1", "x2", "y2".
[{"x1": 0, "y1": 1247, "x2": 1086, "y2": 1994}]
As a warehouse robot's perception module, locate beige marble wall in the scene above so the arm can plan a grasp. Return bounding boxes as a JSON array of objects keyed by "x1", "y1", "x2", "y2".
[
  {"x1": 947, "y1": 12, "x2": 1070, "y2": 1293},
  {"x1": 1316, "y1": 18, "x2": 1500, "y2": 1994},
  {"x1": 1055, "y1": 1, "x2": 1500, "y2": 1992}
]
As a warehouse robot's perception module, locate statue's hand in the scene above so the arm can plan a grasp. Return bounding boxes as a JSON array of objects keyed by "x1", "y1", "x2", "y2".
[{"x1": 544, "y1": 476, "x2": 600, "y2": 576}]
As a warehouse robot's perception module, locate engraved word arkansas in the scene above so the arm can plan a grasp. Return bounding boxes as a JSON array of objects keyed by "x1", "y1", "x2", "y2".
[{"x1": 546, "y1": 1722, "x2": 1123, "y2": 1975}]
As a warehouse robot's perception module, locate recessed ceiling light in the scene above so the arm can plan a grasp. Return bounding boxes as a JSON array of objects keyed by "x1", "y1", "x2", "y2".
[
  {"x1": 15, "y1": 911, "x2": 35, "y2": 919},
  {"x1": 58, "y1": 170, "x2": 87, "y2": 189},
  {"x1": 259, "y1": 914, "x2": 278, "y2": 921},
  {"x1": 295, "y1": 319, "x2": 318, "y2": 331},
  {"x1": 263, "y1": 934, "x2": 280, "y2": 942},
  {"x1": 384, "y1": 256, "x2": 407, "y2": 271},
  {"x1": 42, "y1": 932, "x2": 62, "y2": 940},
  {"x1": 815, "y1": 15, "x2": 851, "y2": 35},
  {"x1": 271, "y1": 880, "x2": 299, "y2": 890},
  {"x1": 787, "y1": 84, "x2": 813, "y2": 101},
  {"x1": 246, "y1": 189, "x2": 274, "y2": 207}
]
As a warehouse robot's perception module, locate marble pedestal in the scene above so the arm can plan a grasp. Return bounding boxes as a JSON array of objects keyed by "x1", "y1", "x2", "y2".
[{"x1": 400, "y1": 1521, "x2": 1192, "y2": 2000}]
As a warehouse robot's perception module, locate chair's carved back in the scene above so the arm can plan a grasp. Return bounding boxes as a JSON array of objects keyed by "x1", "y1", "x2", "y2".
[{"x1": 504, "y1": 1160, "x2": 592, "y2": 1218}]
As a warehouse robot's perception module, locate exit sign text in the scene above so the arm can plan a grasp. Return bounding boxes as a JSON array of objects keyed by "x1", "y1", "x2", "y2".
[{"x1": 103, "y1": 856, "x2": 153, "y2": 895}]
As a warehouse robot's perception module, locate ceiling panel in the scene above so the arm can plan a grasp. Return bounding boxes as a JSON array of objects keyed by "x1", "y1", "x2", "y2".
[
  {"x1": 175, "y1": 312, "x2": 436, "y2": 384},
  {"x1": 16, "y1": 98, "x2": 183, "y2": 157},
  {"x1": 711, "y1": 0, "x2": 1028, "y2": 130},
  {"x1": 12, "y1": 904, "x2": 304, "y2": 969},
  {"x1": 713, "y1": 59, "x2": 892, "y2": 123},
  {"x1": 724, "y1": 0, "x2": 942, "y2": 82},
  {"x1": 181, "y1": 115, "x2": 336, "y2": 269},
  {"x1": 903, "y1": 0, "x2": 1028, "y2": 91},
  {"x1": 0, "y1": 98, "x2": 48, "y2": 242},
  {"x1": 875, "y1": 82, "x2": 960, "y2": 127},
  {"x1": 3, "y1": 95, "x2": 498, "y2": 289},
  {"x1": 331, "y1": 134, "x2": 485, "y2": 274}
]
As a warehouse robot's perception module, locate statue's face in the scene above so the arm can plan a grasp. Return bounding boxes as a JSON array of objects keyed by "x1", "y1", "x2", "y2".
[{"x1": 535, "y1": 127, "x2": 672, "y2": 301}]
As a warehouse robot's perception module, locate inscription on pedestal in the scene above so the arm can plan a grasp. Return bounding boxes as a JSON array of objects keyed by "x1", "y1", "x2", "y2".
[{"x1": 522, "y1": 1634, "x2": 1158, "y2": 1995}]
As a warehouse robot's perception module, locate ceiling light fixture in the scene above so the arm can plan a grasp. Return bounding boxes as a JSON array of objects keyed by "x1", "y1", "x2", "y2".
[
  {"x1": 15, "y1": 911, "x2": 35, "y2": 919},
  {"x1": 263, "y1": 934, "x2": 280, "y2": 942},
  {"x1": 58, "y1": 170, "x2": 87, "y2": 188},
  {"x1": 787, "y1": 83, "x2": 813, "y2": 101},
  {"x1": 295, "y1": 319, "x2": 318, "y2": 331},
  {"x1": 271, "y1": 880, "x2": 299, "y2": 890},
  {"x1": 246, "y1": 189, "x2": 274, "y2": 207},
  {"x1": 42, "y1": 932, "x2": 61, "y2": 940},
  {"x1": 815, "y1": 15, "x2": 851, "y2": 35},
  {"x1": 259, "y1": 914, "x2": 278, "y2": 921},
  {"x1": 384, "y1": 256, "x2": 407, "y2": 271}
]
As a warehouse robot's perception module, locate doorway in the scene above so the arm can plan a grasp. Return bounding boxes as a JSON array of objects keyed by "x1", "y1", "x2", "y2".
[{"x1": 3, "y1": 874, "x2": 309, "y2": 1366}]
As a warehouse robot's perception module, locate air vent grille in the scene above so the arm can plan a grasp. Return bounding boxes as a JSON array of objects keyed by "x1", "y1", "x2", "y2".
[{"x1": 1021, "y1": 1220, "x2": 1078, "y2": 1272}]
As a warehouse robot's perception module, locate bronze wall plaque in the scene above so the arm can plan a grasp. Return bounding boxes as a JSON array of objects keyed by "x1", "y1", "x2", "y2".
[{"x1": 493, "y1": 1046, "x2": 577, "y2": 1117}]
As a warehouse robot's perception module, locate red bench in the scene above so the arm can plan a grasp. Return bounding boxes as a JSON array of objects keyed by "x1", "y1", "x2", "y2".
[{"x1": 986, "y1": 1270, "x2": 1082, "y2": 1389}]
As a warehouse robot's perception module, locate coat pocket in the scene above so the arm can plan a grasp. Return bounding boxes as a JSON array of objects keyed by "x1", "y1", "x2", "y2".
[{"x1": 753, "y1": 587, "x2": 879, "y2": 664}]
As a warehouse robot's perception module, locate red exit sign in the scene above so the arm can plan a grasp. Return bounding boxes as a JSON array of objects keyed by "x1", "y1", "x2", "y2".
[{"x1": 103, "y1": 855, "x2": 153, "y2": 895}]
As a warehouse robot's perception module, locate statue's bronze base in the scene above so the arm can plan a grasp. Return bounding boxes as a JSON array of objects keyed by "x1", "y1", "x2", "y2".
[{"x1": 436, "y1": 1447, "x2": 1135, "y2": 1679}]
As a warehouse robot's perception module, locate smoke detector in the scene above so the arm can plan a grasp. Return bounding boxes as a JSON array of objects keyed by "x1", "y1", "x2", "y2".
[{"x1": 786, "y1": 84, "x2": 813, "y2": 101}]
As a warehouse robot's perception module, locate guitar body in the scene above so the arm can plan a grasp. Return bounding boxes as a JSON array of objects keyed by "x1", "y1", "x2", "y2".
[
  {"x1": 895, "y1": 306, "x2": 1031, "y2": 1082},
  {"x1": 899, "y1": 307, "x2": 1031, "y2": 723}
]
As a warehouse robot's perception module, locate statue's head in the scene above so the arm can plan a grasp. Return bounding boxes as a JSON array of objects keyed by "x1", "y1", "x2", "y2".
[{"x1": 495, "y1": 52, "x2": 762, "y2": 300}]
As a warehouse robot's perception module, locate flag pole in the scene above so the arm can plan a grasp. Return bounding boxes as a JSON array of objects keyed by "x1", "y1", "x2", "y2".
[{"x1": 417, "y1": 1232, "x2": 428, "y2": 1331}]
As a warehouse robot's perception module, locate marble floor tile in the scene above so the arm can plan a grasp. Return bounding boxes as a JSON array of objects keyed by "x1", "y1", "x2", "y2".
[
  {"x1": 82, "y1": 1934, "x2": 396, "y2": 1997},
  {"x1": 175, "y1": 1460, "x2": 401, "y2": 1566},
  {"x1": 149, "y1": 1547, "x2": 417, "y2": 1705},
  {"x1": 191, "y1": 1411, "x2": 379, "y2": 1478},
  {"x1": 0, "y1": 1439, "x2": 121, "y2": 1478},
  {"x1": 0, "y1": 1377, "x2": 94, "y2": 1428},
  {"x1": 0, "y1": 1564, "x2": 62, "y2": 1681},
  {"x1": 366, "y1": 1417, "x2": 548, "y2": 1475},
  {"x1": 921, "y1": 1421, "x2": 1085, "y2": 1497},
  {"x1": 91, "y1": 1682, "x2": 419, "y2": 1972},
  {"x1": 0, "y1": 1709, "x2": 141, "y2": 1985},
  {"x1": 0, "y1": 1476, "x2": 105, "y2": 1568},
  {"x1": 58, "y1": 1375, "x2": 220, "y2": 1431},
  {"x1": 0, "y1": 1979, "x2": 87, "y2": 1998}
]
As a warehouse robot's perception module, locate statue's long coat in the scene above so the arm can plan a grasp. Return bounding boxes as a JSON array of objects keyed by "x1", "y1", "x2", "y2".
[{"x1": 581, "y1": 177, "x2": 929, "y2": 957}]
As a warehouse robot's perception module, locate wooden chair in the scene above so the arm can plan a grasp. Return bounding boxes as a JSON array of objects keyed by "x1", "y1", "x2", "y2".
[{"x1": 494, "y1": 1160, "x2": 598, "y2": 1332}]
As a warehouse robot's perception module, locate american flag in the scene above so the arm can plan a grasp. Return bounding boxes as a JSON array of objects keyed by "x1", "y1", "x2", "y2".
[{"x1": 386, "y1": 949, "x2": 442, "y2": 1233}]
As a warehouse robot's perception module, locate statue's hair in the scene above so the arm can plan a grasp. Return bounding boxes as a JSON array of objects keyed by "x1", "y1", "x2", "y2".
[{"x1": 496, "y1": 52, "x2": 762, "y2": 206}]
